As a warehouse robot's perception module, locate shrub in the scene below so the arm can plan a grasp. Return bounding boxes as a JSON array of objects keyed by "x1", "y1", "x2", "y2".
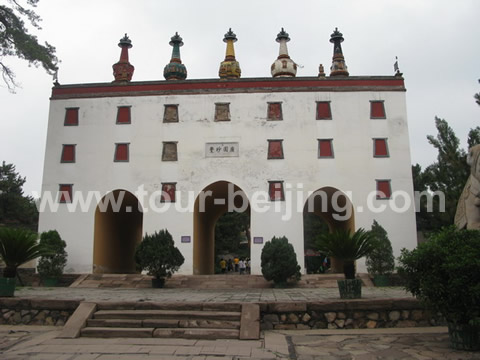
[
  {"x1": 365, "y1": 220, "x2": 395, "y2": 275},
  {"x1": 397, "y1": 226, "x2": 480, "y2": 325},
  {"x1": 37, "y1": 230, "x2": 68, "y2": 278},
  {"x1": 135, "y1": 229, "x2": 184, "y2": 280},
  {"x1": 261, "y1": 236, "x2": 301, "y2": 286},
  {"x1": 316, "y1": 228, "x2": 376, "y2": 279},
  {"x1": 0, "y1": 227, "x2": 50, "y2": 278}
]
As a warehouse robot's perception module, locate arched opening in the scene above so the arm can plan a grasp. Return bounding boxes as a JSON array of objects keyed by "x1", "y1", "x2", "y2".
[
  {"x1": 93, "y1": 190, "x2": 143, "y2": 274},
  {"x1": 193, "y1": 181, "x2": 250, "y2": 275},
  {"x1": 303, "y1": 187, "x2": 355, "y2": 273}
]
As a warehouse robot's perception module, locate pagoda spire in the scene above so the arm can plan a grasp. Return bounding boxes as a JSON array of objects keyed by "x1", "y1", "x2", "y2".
[
  {"x1": 329, "y1": 28, "x2": 349, "y2": 77},
  {"x1": 164, "y1": 32, "x2": 187, "y2": 80},
  {"x1": 271, "y1": 28, "x2": 297, "y2": 77},
  {"x1": 219, "y1": 28, "x2": 241, "y2": 79},
  {"x1": 112, "y1": 34, "x2": 135, "y2": 82}
]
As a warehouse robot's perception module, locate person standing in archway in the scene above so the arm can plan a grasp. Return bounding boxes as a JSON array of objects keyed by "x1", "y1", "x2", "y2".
[{"x1": 220, "y1": 258, "x2": 227, "y2": 274}]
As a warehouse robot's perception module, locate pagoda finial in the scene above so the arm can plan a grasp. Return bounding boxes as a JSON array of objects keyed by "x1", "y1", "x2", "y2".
[
  {"x1": 219, "y1": 28, "x2": 241, "y2": 79},
  {"x1": 112, "y1": 33, "x2": 135, "y2": 83},
  {"x1": 164, "y1": 32, "x2": 187, "y2": 81},
  {"x1": 271, "y1": 27, "x2": 297, "y2": 78},
  {"x1": 329, "y1": 27, "x2": 349, "y2": 77}
]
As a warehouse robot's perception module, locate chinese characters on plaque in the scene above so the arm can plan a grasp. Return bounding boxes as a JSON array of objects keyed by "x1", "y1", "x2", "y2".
[{"x1": 205, "y1": 142, "x2": 239, "y2": 158}]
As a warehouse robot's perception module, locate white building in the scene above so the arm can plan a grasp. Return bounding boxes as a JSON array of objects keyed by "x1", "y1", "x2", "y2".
[{"x1": 39, "y1": 29, "x2": 417, "y2": 275}]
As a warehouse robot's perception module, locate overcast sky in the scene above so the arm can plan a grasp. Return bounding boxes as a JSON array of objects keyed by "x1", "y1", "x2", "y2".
[{"x1": 1, "y1": 0, "x2": 479, "y2": 196}]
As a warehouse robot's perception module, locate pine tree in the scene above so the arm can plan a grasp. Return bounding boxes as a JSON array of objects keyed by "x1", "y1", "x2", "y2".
[{"x1": 0, "y1": 0, "x2": 58, "y2": 92}]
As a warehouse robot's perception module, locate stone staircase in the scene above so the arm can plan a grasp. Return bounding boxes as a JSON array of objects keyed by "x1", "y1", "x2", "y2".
[
  {"x1": 69, "y1": 273, "x2": 368, "y2": 289},
  {"x1": 59, "y1": 302, "x2": 259, "y2": 340}
]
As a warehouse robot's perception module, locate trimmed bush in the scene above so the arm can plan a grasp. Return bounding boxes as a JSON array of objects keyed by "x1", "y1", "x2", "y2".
[
  {"x1": 261, "y1": 236, "x2": 301, "y2": 287},
  {"x1": 37, "y1": 230, "x2": 68, "y2": 278},
  {"x1": 365, "y1": 220, "x2": 395, "y2": 276},
  {"x1": 135, "y1": 229, "x2": 184, "y2": 281},
  {"x1": 397, "y1": 226, "x2": 480, "y2": 325}
]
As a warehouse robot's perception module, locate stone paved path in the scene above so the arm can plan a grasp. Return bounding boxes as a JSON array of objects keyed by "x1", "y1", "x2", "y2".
[
  {"x1": 14, "y1": 287, "x2": 411, "y2": 303},
  {"x1": 1, "y1": 326, "x2": 479, "y2": 359}
]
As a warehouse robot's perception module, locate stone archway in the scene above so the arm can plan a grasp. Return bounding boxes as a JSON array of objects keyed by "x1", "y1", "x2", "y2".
[
  {"x1": 193, "y1": 181, "x2": 250, "y2": 275},
  {"x1": 93, "y1": 189, "x2": 143, "y2": 274},
  {"x1": 303, "y1": 187, "x2": 355, "y2": 272}
]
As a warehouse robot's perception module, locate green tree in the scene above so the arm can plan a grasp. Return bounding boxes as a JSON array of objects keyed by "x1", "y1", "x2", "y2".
[
  {"x1": 0, "y1": 0, "x2": 58, "y2": 92},
  {"x1": 413, "y1": 118, "x2": 480, "y2": 233},
  {"x1": 37, "y1": 230, "x2": 67, "y2": 278},
  {"x1": 261, "y1": 236, "x2": 301, "y2": 286},
  {"x1": 365, "y1": 220, "x2": 395, "y2": 276},
  {"x1": 0, "y1": 161, "x2": 38, "y2": 230},
  {"x1": 214, "y1": 211, "x2": 249, "y2": 259}
]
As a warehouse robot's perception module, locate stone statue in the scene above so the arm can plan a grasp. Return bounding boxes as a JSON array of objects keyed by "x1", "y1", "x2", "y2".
[{"x1": 455, "y1": 144, "x2": 480, "y2": 230}]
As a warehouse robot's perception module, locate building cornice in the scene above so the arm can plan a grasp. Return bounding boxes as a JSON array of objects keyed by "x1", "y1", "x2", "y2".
[{"x1": 51, "y1": 76, "x2": 406, "y2": 100}]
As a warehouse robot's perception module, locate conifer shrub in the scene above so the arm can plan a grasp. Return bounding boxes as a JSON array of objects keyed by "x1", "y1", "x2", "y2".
[
  {"x1": 37, "y1": 230, "x2": 68, "y2": 278},
  {"x1": 261, "y1": 236, "x2": 301, "y2": 287},
  {"x1": 365, "y1": 220, "x2": 395, "y2": 276},
  {"x1": 135, "y1": 230, "x2": 184, "y2": 285}
]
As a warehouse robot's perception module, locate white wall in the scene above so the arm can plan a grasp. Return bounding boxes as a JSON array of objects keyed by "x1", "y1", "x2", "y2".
[{"x1": 39, "y1": 86, "x2": 417, "y2": 274}]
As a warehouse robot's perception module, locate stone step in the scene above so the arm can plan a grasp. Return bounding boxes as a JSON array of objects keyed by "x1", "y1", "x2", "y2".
[
  {"x1": 81, "y1": 327, "x2": 154, "y2": 338},
  {"x1": 93, "y1": 309, "x2": 241, "y2": 321},
  {"x1": 153, "y1": 327, "x2": 240, "y2": 339},
  {"x1": 87, "y1": 318, "x2": 240, "y2": 329}
]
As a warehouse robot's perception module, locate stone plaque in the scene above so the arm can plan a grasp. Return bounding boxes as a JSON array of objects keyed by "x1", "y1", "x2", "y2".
[{"x1": 205, "y1": 142, "x2": 239, "y2": 158}]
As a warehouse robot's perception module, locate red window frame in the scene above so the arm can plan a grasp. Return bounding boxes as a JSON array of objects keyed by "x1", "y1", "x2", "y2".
[
  {"x1": 116, "y1": 106, "x2": 131, "y2": 124},
  {"x1": 64, "y1": 108, "x2": 79, "y2": 126},
  {"x1": 267, "y1": 102, "x2": 283, "y2": 121},
  {"x1": 59, "y1": 184, "x2": 73, "y2": 203},
  {"x1": 160, "y1": 183, "x2": 176, "y2": 203},
  {"x1": 267, "y1": 140, "x2": 284, "y2": 159},
  {"x1": 318, "y1": 139, "x2": 334, "y2": 158},
  {"x1": 61, "y1": 144, "x2": 76, "y2": 163},
  {"x1": 370, "y1": 101, "x2": 386, "y2": 119},
  {"x1": 316, "y1": 101, "x2": 332, "y2": 120},
  {"x1": 268, "y1": 181, "x2": 285, "y2": 201},
  {"x1": 114, "y1": 143, "x2": 129, "y2": 162},
  {"x1": 376, "y1": 180, "x2": 392, "y2": 199},
  {"x1": 373, "y1": 138, "x2": 389, "y2": 157}
]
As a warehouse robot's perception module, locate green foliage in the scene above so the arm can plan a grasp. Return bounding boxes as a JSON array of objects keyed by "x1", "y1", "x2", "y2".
[
  {"x1": 261, "y1": 236, "x2": 301, "y2": 286},
  {"x1": 303, "y1": 213, "x2": 329, "y2": 251},
  {"x1": 135, "y1": 229, "x2": 184, "y2": 280},
  {"x1": 316, "y1": 228, "x2": 376, "y2": 279},
  {"x1": 413, "y1": 116, "x2": 480, "y2": 233},
  {"x1": 365, "y1": 220, "x2": 395, "y2": 275},
  {"x1": 0, "y1": 0, "x2": 58, "y2": 92},
  {"x1": 214, "y1": 211, "x2": 249, "y2": 259},
  {"x1": 37, "y1": 230, "x2": 67, "y2": 278},
  {"x1": 0, "y1": 227, "x2": 50, "y2": 278},
  {"x1": 0, "y1": 161, "x2": 38, "y2": 231},
  {"x1": 398, "y1": 227, "x2": 480, "y2": 325}
]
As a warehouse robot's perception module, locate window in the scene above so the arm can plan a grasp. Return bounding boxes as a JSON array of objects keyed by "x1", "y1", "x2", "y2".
[
  {"x1": 214, "y1": 103, "x2": 230, "y2": 121},
  {"x1": 318, "y1": 139, "x2": 334, "y2": 158},
  {"x1": 162, "y1": 142, "x2": 178, "y2": 161},
  {"x1": 61, "y1": 144, "x2": 76, "y2": 163},
  {"x1": 316, "y1": 101, "x2": 332, "y2": 120},
  {"x1": 370, "y1": 101, "x2": 386, "y2": 119},
  {"x1": 267, "y1": 140, "x2": 284, "y2": 159},
  {"x1": 268, "y1": 181, "x2": 285, "y2": 201},
  {"x1": 116, "y1": 106, "x2": 131, "y2": 124},
  {"x1": 59, "y1": 184, "x2": 72, "y2": 203},
  {"x1": 64, "y1": 108, "x2": 79, "y2": 126},
  {"x1": 376, "y1": 180, "x2": 391, "y2": 199},
  {"x1": 163, "y1": 104, "x2": 179, "y2": 123},
  {"x1": 267, "y1": 102, "x2": 283, "y2": 121},
  {"x1": 114, "y1": 143, "x2": 129, "y2": 162},
  {"x1": 373, "y1": 138, "x2": 389, "y2": 157},
  {"x1": 161, "y1": 183, "x2": 176, "y2": 202}
]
